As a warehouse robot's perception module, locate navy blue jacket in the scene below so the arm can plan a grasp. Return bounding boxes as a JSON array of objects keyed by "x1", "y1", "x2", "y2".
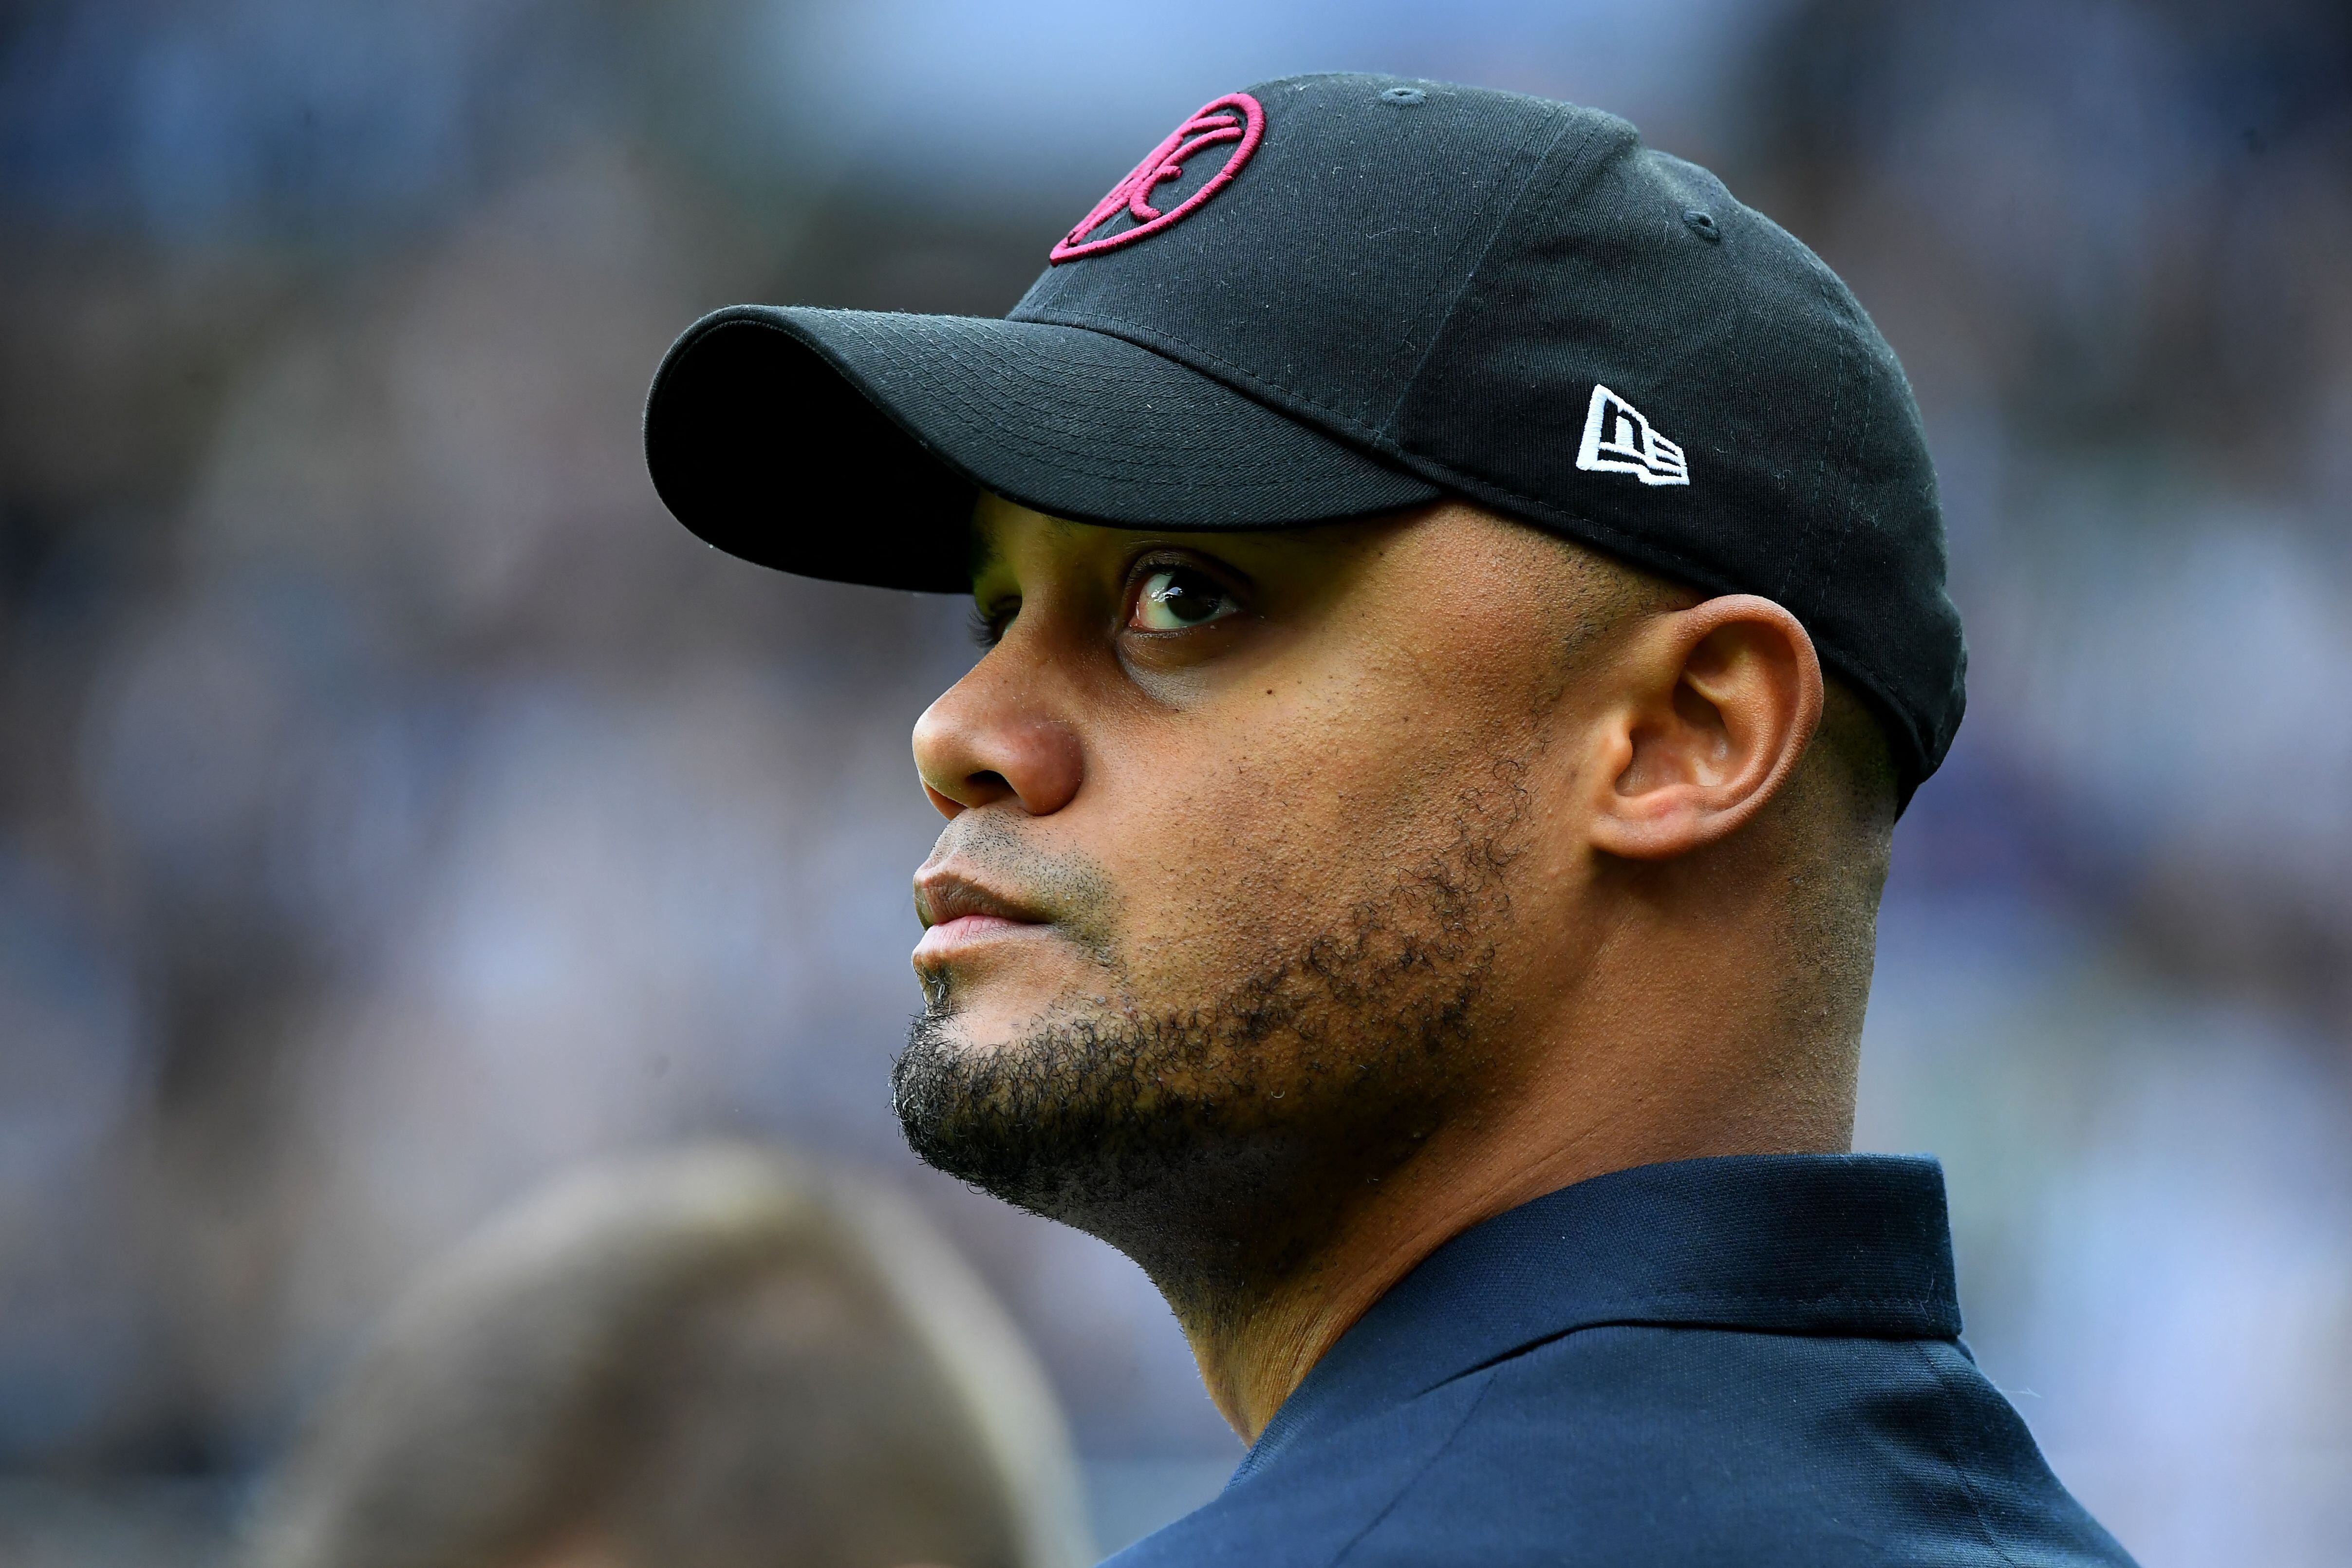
[{"x1": 1114, "y1": 1156, "x2": 2134, "y2": 1567}]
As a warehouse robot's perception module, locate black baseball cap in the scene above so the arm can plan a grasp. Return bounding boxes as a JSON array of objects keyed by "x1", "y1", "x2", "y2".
[{"x1": 644, "y1": 73, "x2": 1964, "y2": 797}]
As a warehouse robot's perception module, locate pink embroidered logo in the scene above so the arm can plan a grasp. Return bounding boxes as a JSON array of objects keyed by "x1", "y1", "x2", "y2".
[{"x1": 1049, "y1": 93, "x2": 1265, "y2": 262}]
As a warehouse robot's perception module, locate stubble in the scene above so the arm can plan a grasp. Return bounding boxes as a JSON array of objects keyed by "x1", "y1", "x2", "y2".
[{"x1": 892, "y1": 767, "x2": 1526, "y2": 1326}]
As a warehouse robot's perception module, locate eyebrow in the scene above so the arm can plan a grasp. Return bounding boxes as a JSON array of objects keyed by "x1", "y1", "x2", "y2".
[
  {"x1": 965, "y1": 504, "x2": 1104, "y2": 589},
  {"x1": 964, "y1": 521, "x2": 999, "y2": 587}
]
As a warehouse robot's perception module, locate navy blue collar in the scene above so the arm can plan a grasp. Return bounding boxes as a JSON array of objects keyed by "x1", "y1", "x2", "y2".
[{"x1": 1239, "y1": 1154, "x2": 1960, "y2": 1477}]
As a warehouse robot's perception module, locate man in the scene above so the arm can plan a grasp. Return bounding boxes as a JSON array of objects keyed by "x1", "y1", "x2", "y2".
[
  {"x1": 643, "y1": 74, "x2": 2135, "y2": 1566},
  {"x1": 246, "y1": 1145, "x2": 1089, "y2": 1568}
]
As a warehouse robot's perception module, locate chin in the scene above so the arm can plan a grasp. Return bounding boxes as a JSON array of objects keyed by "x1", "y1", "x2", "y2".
[{"x1": 913, "y1": 980, "x2": 1085, "y2": 1061}]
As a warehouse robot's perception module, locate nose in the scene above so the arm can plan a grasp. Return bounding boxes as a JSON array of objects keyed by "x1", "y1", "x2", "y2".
[{"x1": 913, "y1": 661, "x2": 1085, "y2": 820}]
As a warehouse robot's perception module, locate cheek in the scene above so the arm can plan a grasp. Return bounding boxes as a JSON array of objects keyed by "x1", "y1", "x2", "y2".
[{"x1": 1081, "y1": 687, "x2": 1511, "y2": 973}]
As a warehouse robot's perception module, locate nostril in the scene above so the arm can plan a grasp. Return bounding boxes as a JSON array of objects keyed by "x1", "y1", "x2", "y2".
[{"x1": 968, "y1": 770, "x2": 1011, "y2": 796}]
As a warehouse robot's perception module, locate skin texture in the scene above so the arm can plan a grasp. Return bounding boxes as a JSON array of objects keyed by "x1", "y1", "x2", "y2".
[{"x1": 900, "y1": 494, "x2": 1894, "y2": 1442}]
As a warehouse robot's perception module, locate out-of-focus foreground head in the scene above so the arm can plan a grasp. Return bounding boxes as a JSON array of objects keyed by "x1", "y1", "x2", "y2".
[{"x1": 244, "y1": 1144, "x2": 1090, "y2": 1568}]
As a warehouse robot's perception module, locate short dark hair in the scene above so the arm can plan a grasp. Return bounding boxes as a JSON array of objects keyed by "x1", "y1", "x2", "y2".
[{"x1": 1539, "y1": 529, "x2": 1898, "y2": 1057}]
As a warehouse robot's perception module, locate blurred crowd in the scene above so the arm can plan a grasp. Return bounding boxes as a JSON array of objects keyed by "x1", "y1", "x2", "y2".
[{"x1": 0, "y1": 2, "x2": 2347, "y2": 1565}]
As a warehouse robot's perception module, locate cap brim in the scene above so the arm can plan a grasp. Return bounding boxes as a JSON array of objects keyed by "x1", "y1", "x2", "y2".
[{"x1": 642, "y1": 305, "x2": 1442, "y2": 592}]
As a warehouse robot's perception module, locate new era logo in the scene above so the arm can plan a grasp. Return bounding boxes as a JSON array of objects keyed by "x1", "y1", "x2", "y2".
[{"x1": 1575, "y1": 384, "x2": 1689, "y2": 487}]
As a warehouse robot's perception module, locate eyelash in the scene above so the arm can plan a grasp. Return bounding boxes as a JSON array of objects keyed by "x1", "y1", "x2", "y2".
[
  {"x1": 966, "y1": 554, "x2": 1246, "y2": 649},
  {"x1": 970, "y1": 603, "x2": 1013, "y2": 649}
]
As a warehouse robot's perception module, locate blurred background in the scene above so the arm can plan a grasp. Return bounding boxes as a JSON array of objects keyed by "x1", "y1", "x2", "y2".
[{"x1": 0, "y1": 0, "x2": 2348, "y2": 1563}]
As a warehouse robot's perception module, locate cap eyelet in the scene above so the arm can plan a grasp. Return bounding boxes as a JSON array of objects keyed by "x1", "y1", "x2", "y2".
[
  {"x1": 1683, "y1": 209, "x2": 1721, "y2": 242},
  {"x1": 1380, "y1": 87, "x2": 1427, "y2": 106}
]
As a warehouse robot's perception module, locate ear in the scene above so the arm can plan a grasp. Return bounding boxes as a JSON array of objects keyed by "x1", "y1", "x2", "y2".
[{"x1": 1587, "y1": 594, "x2": 1824, "y2": 860}]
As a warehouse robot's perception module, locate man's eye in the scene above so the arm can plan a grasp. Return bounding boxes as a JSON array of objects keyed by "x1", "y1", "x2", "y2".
[{"x1": 1130, "y1": 566, "x2": 1237, "y2": 632}]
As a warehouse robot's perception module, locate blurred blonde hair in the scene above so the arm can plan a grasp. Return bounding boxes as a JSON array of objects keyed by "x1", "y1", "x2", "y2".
[{"x1": 246, "y1": 1144, "x2": 1091, "y2": 1568}]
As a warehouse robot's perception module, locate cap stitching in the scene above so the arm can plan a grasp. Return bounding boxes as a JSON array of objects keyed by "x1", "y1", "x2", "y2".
[
  {"x1": 1370, "y1": 106, "x2": 1598, "y2": 438},
  {"x1": 834, "y1": 313, "x2": 1417, "y2": 496},
  {"x1": 1779, "y1": 267, "x2": 1847, "y2": 608},
  {"x1": 1806, "y1": 287, "x2": 1942, "y2": 786},
  {"x1": 1012, "y1": 304, "x2": 1421, "y2": 465},
  {"x1": 1048, "y1": 93, "x2": 1266, "y2": 262}
]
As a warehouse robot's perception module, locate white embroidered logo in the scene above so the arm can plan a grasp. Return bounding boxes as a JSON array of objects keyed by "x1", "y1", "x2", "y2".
[{"x1": 1575, "y1": 384, "x2": 1689, "y2": 487}]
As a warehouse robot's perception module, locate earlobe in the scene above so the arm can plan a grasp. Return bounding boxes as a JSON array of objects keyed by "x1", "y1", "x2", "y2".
[{"x1": 1587, "y1": 595, "x2": 1823, "y2": 861}]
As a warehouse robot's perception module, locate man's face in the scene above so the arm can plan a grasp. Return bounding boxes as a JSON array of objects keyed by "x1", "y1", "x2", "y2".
[{"x1": 896, "y1": 496, "x2": 1618, "y2": 1299}]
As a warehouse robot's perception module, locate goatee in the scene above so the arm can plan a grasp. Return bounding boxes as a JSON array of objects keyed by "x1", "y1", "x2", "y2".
[{"x1": 891, "y1": 821, "x2": 1512, "y2": 1325}]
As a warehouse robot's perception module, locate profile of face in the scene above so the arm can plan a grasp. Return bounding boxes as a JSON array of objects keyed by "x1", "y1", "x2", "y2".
[{"x1": 895, "y1": 494, "x2": 1836, "y2": 1319}]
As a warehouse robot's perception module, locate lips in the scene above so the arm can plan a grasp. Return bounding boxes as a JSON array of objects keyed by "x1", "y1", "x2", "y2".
[{"x1": 912, "y1": 871, "x2": 1049, "y2": 964}]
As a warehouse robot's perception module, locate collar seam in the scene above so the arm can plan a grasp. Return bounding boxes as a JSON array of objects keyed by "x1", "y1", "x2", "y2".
[{"x1": 1415, "y1": 1311, "x2": 1960, "y2": 1400}]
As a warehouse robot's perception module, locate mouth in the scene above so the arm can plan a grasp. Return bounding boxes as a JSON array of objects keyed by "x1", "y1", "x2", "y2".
[{"x1": 912, "y1": 872, "x2": 1051, "y2": 965}]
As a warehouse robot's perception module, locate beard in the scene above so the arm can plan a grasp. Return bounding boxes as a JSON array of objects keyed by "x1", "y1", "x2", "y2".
[{"x1": 891, "y1": 795, "x2": 1519, "y2": 1325}]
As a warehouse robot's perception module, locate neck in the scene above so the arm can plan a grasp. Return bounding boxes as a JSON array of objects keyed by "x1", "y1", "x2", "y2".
[{"x1": 1168, "y1": 901, "x2": 1861, "y2": 1442}]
